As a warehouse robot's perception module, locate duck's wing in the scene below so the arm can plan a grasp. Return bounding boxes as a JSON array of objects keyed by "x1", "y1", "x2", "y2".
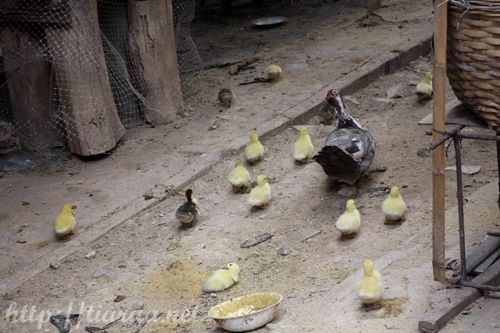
[
  {"x1": 314, "y1": 128, "x2": 374, "y2": 184},
  {"x1": 314, "y1": 145, "x2": 360, "y2": 174},
  {"x1": 324, "y1": 128, "x2": 373, "y2": 160},
  {"x1": 176, "y1": 202, "x2": 198, "y2": 222},
  {"x1": 358, "y1": 132, "x2": 375, "y2": 174}
]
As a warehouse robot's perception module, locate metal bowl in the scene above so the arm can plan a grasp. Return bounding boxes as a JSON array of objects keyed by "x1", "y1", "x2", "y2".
[
  {"x1": 252, "y1": 16, "x2": 287, "y2": 29},
  {"x1": 207, "y1": 292, "x2": 282, "y2": 332}
]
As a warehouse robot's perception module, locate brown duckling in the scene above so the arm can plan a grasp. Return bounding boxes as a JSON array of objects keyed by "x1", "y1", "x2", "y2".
[{"x1": 175, "y1": 189, "x2": 198, "y2": 227}]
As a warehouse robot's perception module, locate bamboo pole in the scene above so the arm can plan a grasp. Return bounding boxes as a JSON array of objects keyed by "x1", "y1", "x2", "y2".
[{"x1": 432, "y1": 0, "x2": 448, "y2": 283}]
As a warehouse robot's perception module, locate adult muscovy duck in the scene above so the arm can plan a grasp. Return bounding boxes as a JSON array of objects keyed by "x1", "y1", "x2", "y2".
[{"x1": 313, "y1": 89, "x2": 375, "y2": 186}]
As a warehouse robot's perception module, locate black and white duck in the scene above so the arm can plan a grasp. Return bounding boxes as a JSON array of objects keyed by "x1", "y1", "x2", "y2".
[
  {"x1": 175, "y1": 189, "x2": 199, "y2": 227},
  {"x1": 313, "y1": 89, "x2": 375, "y2": 192}
]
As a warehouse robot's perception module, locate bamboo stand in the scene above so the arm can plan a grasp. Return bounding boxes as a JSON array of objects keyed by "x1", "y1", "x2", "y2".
[{"x1": 432, "y1": 0, "x2": 448, "y2": 283}]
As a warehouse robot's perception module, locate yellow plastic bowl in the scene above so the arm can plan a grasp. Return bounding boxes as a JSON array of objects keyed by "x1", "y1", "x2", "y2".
[{"x1": 207, "y1": 292, "x2": 282, "y2": 332}]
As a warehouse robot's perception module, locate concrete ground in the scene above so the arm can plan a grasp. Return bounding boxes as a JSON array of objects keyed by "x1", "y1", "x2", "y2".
[{"x1": 1, "y1": 0, "x2": 500, "y2": 332}]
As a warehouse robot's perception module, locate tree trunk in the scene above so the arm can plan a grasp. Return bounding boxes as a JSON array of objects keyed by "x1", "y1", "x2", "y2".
[
  {"x1": 45, "y1": 0, "x2": 125, "y2": 156},
  {"x1": 1, "y1": 26, "x2": 61, "y2": 150},
  {"x1": 128, "y1": 0, "x2": 183, "y2": 125}
]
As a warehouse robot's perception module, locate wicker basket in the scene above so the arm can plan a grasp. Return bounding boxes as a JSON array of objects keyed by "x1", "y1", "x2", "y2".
[{"x1": 447, "y1": 1, "x2": 500, "y2": 132}]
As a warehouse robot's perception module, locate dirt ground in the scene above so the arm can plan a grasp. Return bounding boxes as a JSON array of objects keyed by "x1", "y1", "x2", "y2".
[
  {"x1": 2, "y1": 54, "x2": 500, "y2": 332},
  {"x1": 1, "y1": 0, "x2": 500, "y2": 332},
  {"x1": 0, "y1": 0, "x2": 434, "y2": 294}
]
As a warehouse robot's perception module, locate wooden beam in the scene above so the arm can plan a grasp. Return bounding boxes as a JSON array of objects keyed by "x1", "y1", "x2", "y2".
[
  {"x1": 466, "y1": 235, "x2": 500, "y2": 274},
  {"x1": 432, "y1": 0, "x2": 448, "y2": 283},
  {"x1": 473, "y1": 247, "x2": 500, "y2": 275},
  {"x1": 469, "y1": 256, "x2": 500, "y2": 286},
  {"x1": 418, "y1": 287, "x2": 481, "y2": 333},
  {"x1": 45, "y1": 0, "x2": 125, "y2": 156},
  {"x1": 128, "y1": 0, "x2": 183, "y2": 125},
  {"x1": 1, "y1": 25, "x2": 61, "y2": 149}
]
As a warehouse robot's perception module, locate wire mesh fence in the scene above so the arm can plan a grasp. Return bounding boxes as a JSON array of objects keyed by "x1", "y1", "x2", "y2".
[{"x1": 0, "y1": 0, "x2": 201, "y2": 167}]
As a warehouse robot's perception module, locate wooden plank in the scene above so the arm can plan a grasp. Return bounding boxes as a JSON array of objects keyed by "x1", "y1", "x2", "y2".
[
  {"x1": 418, "y1": 99, "x2": 488, "y2": 128},
  {"x1": 45, "y1": 0, "x2": 125, "y2": 156},
  {"x1": 418, "y1": 287, "x2": 481, "y2": 333},
  {"x1": 432, "y1": 0, "x2": 448, "y2": 283},
  {"x1": 466, "y1": 235, "x2": 500, "y2": 274},
  {"x1": 420, "y1": 248, "x2": 500, "y2": 332},
  {"x1": 473, "y1": 247, "x2": 500, "y2": 275},
  {"x1": 0, "y1": 25, "x2": 61, "y2": 148},
  {"x1": 471, "y1": 256, "x2": 500, "y2": 286},
  {"x1": 128, "y1": 0, "x2": 183, "y2": 125}
]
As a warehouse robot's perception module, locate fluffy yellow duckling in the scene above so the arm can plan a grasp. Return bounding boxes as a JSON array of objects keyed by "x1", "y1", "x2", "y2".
[
  {"x1": 336, "y1": 199, "x2": 361, "y2": 236},
  {"x1": 245, "y1": 130, "x2": 265, "y2": 164},
  {"x1": 357, "y1": 259, "x2": 383, "y2": 305},
  {"x1": 416, "y1": 72, "x2": 433, "y2": 103},
  {"x1": 248, "y1": 175, "x2": 271, "y2": 209},
  {"x1": 54, "y1": 204, "x2": 76, "y2": 238},
  {"x1": 382, "y1": 186, "x2": 407, "y2": 223},
  {"x1": 202, "y1": 263, "x2": 240, "y2": 292},
  {"x1": 293, "y1": 126, "x2": 314, "y2": 163},
  {"x1": 228, "y1": 160, "x2": 251, "y2": 192},
  {"x1": 265, "y1": 64, "x2": 282, "y2": 82}
]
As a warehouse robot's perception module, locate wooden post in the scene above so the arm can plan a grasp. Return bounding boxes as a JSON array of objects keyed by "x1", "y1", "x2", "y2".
[
  {"x1": 1, "y1": 26, "x2": 60, "y2": 149},
  {"x1": 432, "y1": 0, "x2": 448, "y2": 283},
  {"x1": 45, "y1": 0, "x2": 126, "y2": 156},
  {"x1": 128, "y1": 0, "x2": 183, "y2": 125},
  {"x1": 98, "y1": 0, "x2": 141, "y2": 125}
]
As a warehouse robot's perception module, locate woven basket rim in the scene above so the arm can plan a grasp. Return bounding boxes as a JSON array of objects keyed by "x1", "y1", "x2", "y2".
[{"x1": 449, "y1": 0, "x2": 500, "y2": 15}]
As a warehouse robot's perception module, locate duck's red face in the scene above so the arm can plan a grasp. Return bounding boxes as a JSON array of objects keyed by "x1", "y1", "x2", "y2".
[
  {"x1": 326, "y1": 89, "x2": 341, "y2": 103},
  {"x1": 325, "y1": 89, "x2": 341, "y2": 105}
]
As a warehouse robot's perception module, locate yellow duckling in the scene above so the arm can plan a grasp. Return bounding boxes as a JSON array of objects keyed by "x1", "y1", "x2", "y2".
[
  {"x1": 357, "y1": 259, "x2": 383, "y2": 305},
  {"x1": 293, "y1": 126, "x2": 314, "y2": 163},
  {"x1": 336, "y1": 199, "x2": 361, "y2": 236},
  {"x1": 265, "y1": 64, "x2": 282, "y2": 82},
  {"x1": 228, "y1": 160, "x2": 251, "y2": 192},
  {"x1": 202, "y1": 263, "x2": 240, "y2": 292},
  {"x1": 382, "y1": 186, "x2": 407, "y2": 223},
  {"x1": 245, "y1": 130, "x2": 265, "y2": 164},
  {"x1": 416, "y1": 72, "x2": 433, "y2": 103},
  {"x1": 248, "y1": 175, "x2": 271, "y2": 209},
  {"x1": 54, "y1": 204, "x2": 76, "y2": 239}
]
